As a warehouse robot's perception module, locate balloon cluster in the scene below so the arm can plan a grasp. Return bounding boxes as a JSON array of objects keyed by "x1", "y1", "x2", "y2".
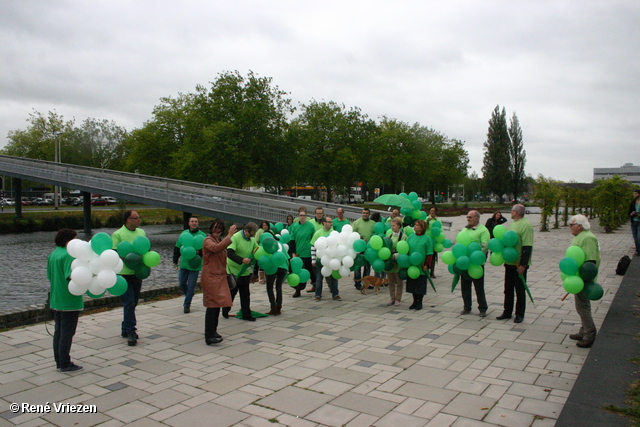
[
  {"x1": 441, "y1": 231, "x2": 487, "y2": 280},
  {"x1": 486, "y1": 225, "x2": 519, "y2": 266},
  {"x1": 178, "y1": 232, "x2": 205, "y2": 269},
  {"x1": 287, "y1": 257, "x2": 311, "y2": 287},
  {"x1": 67, "y1": 233, "x2": 126, "y2": 298},
  {"x1": 559, "y1": 246, "x2": 603, "y2": 300},
  {"x1": 315, "y1": 224, "x2": 362, "y2": 279},
  {"x1": 398, "y1": 192, "x2": 427, "y2": 223},
  {"x1": 427, "y1": 220, "x2": 451, "y2": 253},
  {"x1": 117, "y1": 236, "x2": 161, "y2": 280},
  {"x1": 393, "y1": 239, "x2": 428, "y2": 279},
  {"x1": 255, "y1": 231, "x2": 289, "y2": 276}
]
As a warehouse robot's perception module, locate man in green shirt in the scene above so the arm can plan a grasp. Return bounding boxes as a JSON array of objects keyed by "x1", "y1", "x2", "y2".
[
  {"x1": 226, "y1": 222, "x2": 258, "y2": 321},
  {"x1": 173, "y1": 216, "x2": 207, "y2": 313},
  {"x1": 48, "y1": 228, "x2": 83, "y2": 372},
  {"x1": 459, "y1": 210, "x2": 490, "y2": 317},
  {"x1": 291, "y1": 208, "x2": 316, "y2": 297},
  {"x1": 568, "y1": 214, "x2": 601, "y2": 348},
  {"x1": 311, "y1": 216, "x2": 340, "y2": 301},
  {"x1": 309, "y1": 206, "x2": 325, "y2": 232},
  {"x1": 332, "y1": 208, "x2": 350, "y2": 232},
  {"x1": 497, "y1": 204, "x2": 534, "y2": 324},
  {"x1": 352, "y1": 208, "x2": 375, "y2": 289},
  {"x1": 112, "y1": 210, "x2": 146, "y2": 346}
]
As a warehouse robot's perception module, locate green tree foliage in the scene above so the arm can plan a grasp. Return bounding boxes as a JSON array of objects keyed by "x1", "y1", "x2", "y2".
[
  {"x1": 482, "y1": 106, "x2": 512, "y2": 202},
  {"x1": 532, "y1": 175, "x2": 562, "y2": 232},
  {"x1": 593, "y1": 176, "x2": 633, "y2": 232},
  {"x1": 2, "y1": 110, "x2": 75, "y2": 161},
  {"x1": 73, "y1": 118, "x2": 127, "y2": 169},
  {"x1": 508, "y1": 112, "x2": 526, "y2": 201}
]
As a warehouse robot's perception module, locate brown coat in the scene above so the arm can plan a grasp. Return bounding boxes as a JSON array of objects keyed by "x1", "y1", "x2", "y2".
[{"x1": 201, "y1": 234, "x2": 233, "y2": 308}]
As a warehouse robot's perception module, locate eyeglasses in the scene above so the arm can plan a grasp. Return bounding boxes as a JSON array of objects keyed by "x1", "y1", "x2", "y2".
[
  {"x1": 129, "y1": 216, "x2": 141, "y2": 220},
  {"x1": 299, "y1": 214, "x2": 307, "y2": 217},
  {"x1": 569, "y1": 223, "x2": 578, "y2": 227}
]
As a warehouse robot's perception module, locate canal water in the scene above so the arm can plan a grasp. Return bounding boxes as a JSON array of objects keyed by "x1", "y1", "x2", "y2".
[{"x1": 0, "y1": 225, "x2": 185, "y2": 312}]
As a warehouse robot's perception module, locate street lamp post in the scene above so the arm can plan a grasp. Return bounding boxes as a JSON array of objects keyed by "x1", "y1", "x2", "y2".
[{"x1": 53, "y1": 132, "x2": 62, "y2": 210}]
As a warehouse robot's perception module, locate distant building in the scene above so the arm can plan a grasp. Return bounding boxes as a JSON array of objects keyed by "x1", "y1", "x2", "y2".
[{"x1": 593, "y1": 163, "x2": 640, "y2": 185}]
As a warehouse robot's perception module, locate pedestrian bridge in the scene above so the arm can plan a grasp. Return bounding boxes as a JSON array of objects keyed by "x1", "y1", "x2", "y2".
[{"x1": 0, "y1": 154, "x2": 368, "y2": 230}]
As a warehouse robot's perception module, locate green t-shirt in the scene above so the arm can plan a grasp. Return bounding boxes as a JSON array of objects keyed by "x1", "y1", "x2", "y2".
[
  {"x1": 506, "y1": 217, "x2": 534, "y2": 266},
  {"x1": 407, "y1": 233, "x2": 434, "y2": 276},
  {"x1": 353, "y1": 218, "x2": 375, "y2": 242},
  {"x1": 572, "y1": 230, "x2": 601, "y2": 268},
  {"x1": 112, "y1": 225, "x2": 147, "y2": 275},
  {"x1": 308, "y1": 217, "x2": 324, "y2": 232},
  {"x1": 47, "y1": 246, "x2": 84, "y2": 311},
  {"x1": 332, "y1": 218, "x2": 351, "y2": 232},
  {"x1": 226, "y1": 231, "x2": 258, "y2": 276},
  {"x1": 292, "y1": 221, "x2": 315, "y2": 258},
  {"x1": 175, "y1": 229, "x2": 207, "y2": 271},
  {"x1": 461, "y1": 224, "x2": 490, "y2": 253}
]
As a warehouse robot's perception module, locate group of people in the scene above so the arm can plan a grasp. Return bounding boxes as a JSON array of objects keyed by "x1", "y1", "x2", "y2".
[{"x1": 47, "y1": 199, "x2": 616, "y2": 372}]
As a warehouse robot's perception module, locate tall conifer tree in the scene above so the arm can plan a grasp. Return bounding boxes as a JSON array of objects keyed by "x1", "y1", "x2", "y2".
[{"x1": 482, "y1": 105, "x2": 512, "y2": 202}]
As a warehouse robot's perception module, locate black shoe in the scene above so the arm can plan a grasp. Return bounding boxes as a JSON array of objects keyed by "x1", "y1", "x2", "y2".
[
  {"x1": 206, "y1": 337, "x2": 223, "y2": 345},
  {"x1": 184, "y1": 306, "x2": 190, "y2": 313},
  {"x1": 242, "y1": 316, "x2": 256, "y2": 322},
  {"x1": 409, "y1": 302, "x2": 417, "y2": 309},
  {"x1": 496, "y1": 313, "x2": 511, "y2": 320},
  {"x1": 121, "y1": 331, "x2": 127, "y2": 338},
  {"x1": 479, "y1": 311, "x2": 487, "y2": 318},
  {"x1": 354, "y1": 283, "x2": 362, "y2": 290},
  {"x1": 127, "y1": 332, "x2": 138, "y2": 346},
  {"x1": 514, "y1": 316, "x2": 523, "y2": 323},
  {"x1": 292, "y1": 290, "x2": 301, "y2": 298},
  {"x1": 213, "y1": 332, "x2": 222, "y2": 338},
  {"x1": 414, "y1": 303, "x2": 423, "y2": 311},
  {"x1": 60, "y1": 363, "x2": 83, "y2": 372},
  {"x1": 460, "y1": 309, "x2": 471, "y2": 315},
  {"x1": 569, "y1": 333, "x2": 583, "y2": 341},
  {"x1": 222, "y1": 308, "x2": 230, "y2": 318},
  {"x1": 576, "y1": 339, "x2": 594, "y2": 348}
]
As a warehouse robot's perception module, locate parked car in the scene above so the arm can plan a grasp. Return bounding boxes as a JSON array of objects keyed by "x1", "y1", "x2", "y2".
[
  {"x1": 91, "y1": 197, "x2": 117, "y2": 206},
  {"x1": 34, "y1": 198, "x2": 53, "y2": 206}
]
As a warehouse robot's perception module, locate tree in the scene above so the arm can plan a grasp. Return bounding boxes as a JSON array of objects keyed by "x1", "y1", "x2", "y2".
[
  {"x1": 74, "y1": 118, "x2": 127, "y2": 169},
  {"x1": 532, "y1": 174, "x2": 562, "y2": 232},
  {"x1": 593, "y1": 176, "x2": 633, "y2": 232},
  {"x1": 2, "y1": 110, "x2": 75, "y2": 161},
  {"x1": 508, "y1": 112, "x2": 526, "y2": 202},
  {"x1": 482, "y1": 106, "x2": 512, "y2": 203}
]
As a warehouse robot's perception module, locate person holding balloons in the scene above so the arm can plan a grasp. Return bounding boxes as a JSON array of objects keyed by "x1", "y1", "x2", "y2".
[
  {"x1": 311, "y1": 215, "x2": 341, "y2": 301},
  {"x1": 290, "y1": 207, "x2": 316, "y2": 298},
  {"x1": 173, "y1": 216, "x2": 207, "y2": 314},
  {"x1": 568, "y1": 215, "x2": 601, "y2": 348},
  {"x1": 112, "y1": 210, "x2": 146, "y2": 346},
  {"x1": 459, "y1": 211, "x2": 490, "y2": 317},
  {"x1": 48, "y1": 228, "x2": 83, "y2": 372},
  {"x1": 405, "y1": 219, "x2": 433, "y2": 310},
  {"x1": 497, "y1": 204, "x2": 533, "y2": 324},
  {"x1": 386, "y1": 218, "x2": 407, "y2": 306},
  {"x1": 225, "y1": 222, "x2": 259, "y2": 321},
  {"x1": 353, "y1": 208, "x2": 375, "y2": 290}
]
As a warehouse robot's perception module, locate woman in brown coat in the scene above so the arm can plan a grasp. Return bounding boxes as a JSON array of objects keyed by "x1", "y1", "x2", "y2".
[{"x1": 202, "y1": 219, "x2": 237, "y2": 345}]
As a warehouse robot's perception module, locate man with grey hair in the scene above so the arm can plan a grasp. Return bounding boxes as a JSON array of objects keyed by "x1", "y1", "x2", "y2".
[
  {"x1": 568, "y1": 214, "x2": 601, "y2": 348},
  {"x1": 459, "y1": 210, "x2": 490, "y2": 317},
  {"x1": 225, "y1": 222, "x2": 258, "y2": 321},
  {"x1": 497, "y1": 204, "x2": 533, "y2": 323}
]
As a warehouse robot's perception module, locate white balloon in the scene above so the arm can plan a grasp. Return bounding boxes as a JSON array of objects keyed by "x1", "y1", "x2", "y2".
[
  {"x1": 100, "y1": 249, "x2": 120, "y2": 270},
  {"x1": 330, "y1": 230, "x2": 339, "y2": 238},
  {"x1": 338, "y1": 232, "x2": 350, "y2": 244},
  {"x1": 339, "y1": 266, "x2": 351, "y2": 278},
  {"x1": 321, "y1": 255, "x2": 331, "y2": 267},
  {"x1": 76, "y1": 241, "x2": 95, "y2": 262},
  {"x1": 314, "y1": 236, "x2": 327, "y2": 250},
  {"x1": 325, "y1": 247, "x2": 336, "y2": 258},
  {"x1": 342, "y1": 255, "x2": 354, "y2": 268},
  {"x1": 88, "y1": 276, "x2": 105, "y2": 295},
  {"x1": 88, "y1": 255, "x2": 103, "y2": 275},
  {"x1": 316, "y1": 248, "x2": 326, "y2": 259},
  {"x1": 71, "y1": 266, "x2": 93, "y2": 286},
  {"x1": 348, "y1": 232, "x2": 361, "y2": 244},
  {"x1": 321, "y1": 266, "x2": 332, "y2": 277},
  {"x1": 283, "y1": 244, "x2": 289, "y2": 253},
  {"x1": 97, "y1": 269, "x2": 117, "y2": 288},
  {"x1": 329, "y1": 258, "x2": 341, "y2": 270},
  {"x1": 326, "y1": 235, "x2": 338, "y2": 248},
  {"x1": 280, "y1": 229, "x2": 289, "y2": 235},
  {"x1": 336, "y1": 244, "x2": 348, "y2": 257},
  {"x1": 68, "y1": 280, "x2": 87, "y2": 296},
  {"x1": 114, "y1": 258, "x2": 124, "y2": 274},
  {"x1": 347, "y1": 249, "x2": 358, "y2": 259},
  {"x1": 66, "y1": 239, "x2": 82, "y2": 258},
  {"x1": 342, "y1": 224, "x2": 353, "y2": 235},
  {"x1": 71, "y1": 258, "x2": 90, "y2": 270}
]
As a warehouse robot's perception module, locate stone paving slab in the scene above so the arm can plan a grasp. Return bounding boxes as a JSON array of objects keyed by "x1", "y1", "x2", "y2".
[{"x1": 0, "y1": 213, "x2": 635, "y2": 426}]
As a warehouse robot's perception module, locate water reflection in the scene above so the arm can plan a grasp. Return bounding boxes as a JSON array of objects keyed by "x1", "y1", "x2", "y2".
[{"x1": 0, "y1": 225, "x2": 185, "y2": 312}]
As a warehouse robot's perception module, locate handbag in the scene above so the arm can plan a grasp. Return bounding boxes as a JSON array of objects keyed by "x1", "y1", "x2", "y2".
[{"x1": 227, "y1": 273, "x2": 237, "y2": 290}]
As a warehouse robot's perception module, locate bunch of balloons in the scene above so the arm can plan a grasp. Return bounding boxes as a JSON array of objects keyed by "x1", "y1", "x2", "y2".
[
  {"x1": 393, "y1": 239, "x2": 428, "y2": 280},
  {"x1": 315, "y1": 224, "x2": 362, "y2": 279},
  {"x1": 287, "y1": 257, "x2": 311, "y2": 287},
  {"x1": 177, "y1": 232, "x2": 205, "y2": 269},
  {"x1": 117, "y1": 236, "x2": 161, "y2": 280},
  {"x1": 428, "y1": 220, "x2": 451, "y2": 253},
  {"x1": 486, "y1": 225, "x2": 519, "y2": 266},
  {"x1": 399, "y1": 192, "x2": 427, "y2": 223},
  {"x1": 255, "y1": 233, "x2": 290, "y2": 276},
  {"x1": 67, "y1": 233, "x2": 126, "y2": 298},
  {"x1": 559, "y1": 245, "x2": 603, "y2": 300},
  {"x1": 441, "y1": 231, "x2": 487, "y2": 280}
]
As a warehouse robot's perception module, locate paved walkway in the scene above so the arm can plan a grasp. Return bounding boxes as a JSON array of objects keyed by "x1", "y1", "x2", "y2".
[{"x1": 0, "y1": 214, "x2": 634, "y2": 427}]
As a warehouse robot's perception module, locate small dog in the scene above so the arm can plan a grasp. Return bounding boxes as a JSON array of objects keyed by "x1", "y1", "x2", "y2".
[{"x1": 360, "y1": 276, "x2": 388, "y2": 295}]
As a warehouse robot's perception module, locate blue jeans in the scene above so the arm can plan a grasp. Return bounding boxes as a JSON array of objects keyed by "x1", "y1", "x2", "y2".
[
  {"x1": 315, "y1": 261, "x2": 339, "y2": 298},
  {"x1": 179, "y1": 269, "x2": 200, "y2": 307},
  {"x1": 632, "y1": 221, "x2": 640, "y2": 254},
  {"x1": 353, "y1": 262, "x2": 371, "y2": 288},
  {"x1": 121, "y1": 275, "x2": 142, "y2": 334}
]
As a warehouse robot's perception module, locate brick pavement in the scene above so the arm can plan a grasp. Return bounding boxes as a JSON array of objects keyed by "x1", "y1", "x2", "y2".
[{"x1": 0, "y1": 213, "x2": 635, "y2": 427}]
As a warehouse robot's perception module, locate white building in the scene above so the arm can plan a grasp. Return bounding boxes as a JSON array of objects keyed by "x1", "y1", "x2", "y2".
[{"x1": 593, "y1": 163, "x2": 640, "y2": 185}]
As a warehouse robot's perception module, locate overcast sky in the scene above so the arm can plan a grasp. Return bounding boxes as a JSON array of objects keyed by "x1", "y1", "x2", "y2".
[{"x1": 1, "y1": 0, "x2": 639, "y2": 183}]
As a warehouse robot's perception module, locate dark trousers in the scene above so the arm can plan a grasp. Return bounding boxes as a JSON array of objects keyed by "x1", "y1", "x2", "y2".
[
  {"x1": 294, "y1": 257, "x2": 313, "y2": 291},
  {"x1": 230, "y1": 274, "x2": 252, "y2": 318},
  {"x1": 53, "y1": 310, "x2": 80, "y2": 369},
  {"x1": 503, "y1": 265, "x2": 527, "y2": 318},
  {"x1": 205, "y1": 307, "x2": 220, "y2": 339},
  {"x1": 266, "y1": 268, "x2": 287, "y2": 306},
  {"x1": 461, "y1": 273, "x2": 488, "y2": 311},
  {"x1": 121, "y1": 275, "x2": 142, "y2": 334}
]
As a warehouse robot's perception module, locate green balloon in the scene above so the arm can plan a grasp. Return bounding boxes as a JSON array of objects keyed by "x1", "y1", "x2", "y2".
[
  {"x1": 397, "y1": 254, "x2": 411, "y2": 268},
  {"x1": 117, "y1": 241, "x2": 133, "y2": 258},
  {"x1": 398, "y1": 268, "x2": 408, "y2": 280},
  {"x1": 566, "y1": 245, "x2": 586, "y2": 266},
  {"x1": 396, "y1": 240, "x2": 409, "y2": 255},
  {"x1": 274, "y1": 222, "x2": 284, "y2": 232},
  {"x1": 456, "y1": 256, "x2": 471, "y2": 270},
  {"x1": 263, "y1": 237, "x2": 279, "y2": 254},
  {"x1": 488, "y1": 238, "x2": 504, "y2": 253},
  {"x1": 181, "y1": 246, "x2": 196, "y2": 260},
  {"x1": 264, "y1": 264, "x2": 278, "y2": 276},
  {"x1": 299, "y1": 269, "x2": 311, "y2": 283},
  {"x1": 431, "y1": 220, "x2": 442, "y2": 229},
  {"x1": 373, "y1": 222, "x2": 386, "y2": 235},
  {"x1": 502, "y1": 247, "x2": 519, "y2": 263},
  {"x1": 124, "y1": 252, "x2": 143, "y2": 270},
  {"x1": 287, "y1": 273, "x2": 300, "y2": 287},
  {"x1": 470, "y1": 250, "x2": 486, "y2": 265},
  {"x1": 353, "y1": 240, "x2": 367, "y2": 253},
  {"x1": 490, "y1": 252, "x2": 504, "y2": 266},
  {"x1": 188, "y1": 254, "x2": 202, "y2": 269},
  {"x1": 435, "y1": 233, "x2": 445, "y2": 243},
  {"x1": 254, "y1": 246, "x2": 268, "y2": 260},
  {"x1": 143, "y1": 250, "x2": 161, "y2": 267},
  {"x1": 452, "y1": 243, "x2": 467, "y2": 258},
  {"x1": 412, "y1": 199, "x2": 422, "y2": 210},
  {"x1": 411, "y1": 210, "x2": 422, "y2": 220},
  {"x1": 364, "y1": 248, "x2": 379, "y2": 262},
  {"x1": 109, "y1": 275, "x2": 128, "y2": 296},
  {"x1": 433, "y1": 243, "x2": 444, "y2": 253},
  {"x1": 409, "y1": 251, "x2": 425, "y2": 265},
  {"x1": 133, "y1": 236, "x2": 151, "y2": 255},
  {"x1": 468, "y1": 264, "x2": 483, "y2": 279},
  {"x1": 179, "y1": 233, "x2": 195, "y2": 248},
  {"x1": 441, "y1": 251, "x2": 457, "y2": 265},
  {"x1": 258, "y1": 256, "x2": 273, "y2": 270},
  {"x1": 456, "y1": 231, "x2": 471, "y2": 246},
  {"x1": 91, "y1": 232, "x2": 113, "y2": 255},
  {"x1": 272, "y1": 251, "x2": 286, "y2": 267},
  {"x1": 193, "y1": 235, "x2": 205, "y2": 251},
  {"x1": 467, "y1": 242, "x2": 482, "y2": 255},
  {"x1": 442, "y1": 239, "x2": 453, "y2": 248},
  {"x1": 372, "y1": 259, "x2": 385, "y2": 273},
  {"x1": 278, "y1": 232, "x2": 291, "y2": 244},
  {"x1": 135, "y1": 265, "x2": 151, "y2": 280},
  {"x1": 370, "y1": 235, "x2": 383, "y2": 251},
  {"x1": 383, "y1": 237, "x2": 393, "y2": 249},
  {"x1": 493, "y1": 224, "x2": 507, "y2": 240},
  {"x1": 583, "y1": 281, "x2": 604, "y2": 300},
  {"x1": 332, "y1": 270, "x2": 342, "y2": 279},
  {"x1": 430, "y1": 227, "x2": 441, "y2": 238},
  {"x1": 579, "y1": 262, "x2": 598, "y2": 282},
  {"x1": 501, "y1": 230, "x2": 518, "y2": 247},
  {"x1": 559, "y1": 257, "x2": 579, "y2": 276},
  {"x1": 407, "y1": 265, "x2": 421, "y2": 279},
  {"x1": 563, "y1": 275, "x2": 584, "y2": 294},
  {"x1": 448, "y1": 264, "x2": 456, "y2": 274},
  {"x1": 378, "y1": 247, "x2": 391, "y2": 260},
  {"x1": 408, "y1": 191, "x2": 418, "y2": 201},
  {"x1": 290, "y1": 257, "x2": 303, "y2": 274}
]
